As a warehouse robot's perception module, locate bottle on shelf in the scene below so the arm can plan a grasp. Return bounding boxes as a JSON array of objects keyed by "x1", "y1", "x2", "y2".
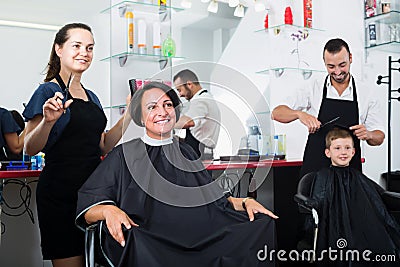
[
  {"x1": 381, "y1": 0, "x2": 391, "y2": 14},
  {"x1": 162, "y1": 35, "x2": 176, "y2": 57},
  {"x1": 153, "y1": 21, "x2": 161, "y2": 56},
  {"x1": 303, "y1": 0, "x2": 312, "y2": 28},
  {"x1": 365, "y1": 0, "x2": 377, "y2": 17},
  {"x1": 368, "y1": 23, "x2": 377, "y2": 46},
  {"x1": 264, "y1": 14, "x2": 268, "y2": 29},
  {"x1": 125, "y1": 11, "x2": 134, "y2": 53},
  {"x1": 137, "y1": 19, "x2": 147, "y2": 55},
  {"x1": 284, "y1": 6, "x2": 293, "y2": 25}
]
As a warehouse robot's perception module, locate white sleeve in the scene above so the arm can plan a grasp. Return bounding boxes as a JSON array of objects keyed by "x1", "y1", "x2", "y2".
[
  {"x1": 184, "y1": 98, "x2": 208, "y2": 125},
  {"x1": 283, "y1": 79, "x2": 314, "y2": 112},
  {"x1": 362, "y1": 89, "x2": 385, "y2": 132}
]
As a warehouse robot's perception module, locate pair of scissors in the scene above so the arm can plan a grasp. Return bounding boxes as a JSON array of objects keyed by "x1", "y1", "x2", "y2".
[
  {"x1": 318, "y1": 116, "x2": 340, "y2": 131},
  {"x1": 63, "y1": 73, "x2": 73, "y2": 113}
]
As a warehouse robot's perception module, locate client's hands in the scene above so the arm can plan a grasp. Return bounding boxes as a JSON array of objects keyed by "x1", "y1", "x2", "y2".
[
  {"x1": 227, "y1": 197, "x2": 278, "y2": 221},
  {"x1": 242, "y1": 197, "x2": 279, "y2": 221},
  {"x1": 85, "y1": 204, "x2": 138, "y2": 247},
  {"x1": 103, "y1": 205, "x2": 138, "y2": 247}
]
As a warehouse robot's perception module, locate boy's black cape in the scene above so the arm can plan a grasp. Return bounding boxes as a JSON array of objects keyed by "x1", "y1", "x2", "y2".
[{"x1": 303, "y1": 166, "x2": 400, "y2": 266}]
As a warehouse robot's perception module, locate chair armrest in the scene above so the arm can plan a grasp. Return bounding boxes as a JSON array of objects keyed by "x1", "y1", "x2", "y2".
[
  {"x1": 85, "y1": 223, "x2": 99, "y2": 267},
  {"x1": 294, "y1": 194, "x2": 319, "y2": 210},
  {"x1": 382, "y1": 191, "x2": 400, "y2": 212}
]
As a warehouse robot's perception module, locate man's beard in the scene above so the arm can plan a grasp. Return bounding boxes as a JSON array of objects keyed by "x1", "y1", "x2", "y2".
[{"x1": 330, "y1": 71, "x2": 349, "y2": 84}]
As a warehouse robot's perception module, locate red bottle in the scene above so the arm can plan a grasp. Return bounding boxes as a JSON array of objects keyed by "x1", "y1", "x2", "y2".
[
  {"x1": 284, "y1": 6, "x2": 293, "y2": 25},
  {"x1": 264, "y1": 14, "x2": 268, "y2": 29},
  {"x1": 303, "y1": 0, "x2": 312, "y2": 28}
]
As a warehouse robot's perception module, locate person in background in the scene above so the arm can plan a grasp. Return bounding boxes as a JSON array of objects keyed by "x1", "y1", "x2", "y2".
[
  {"x1": 173, "y1": 69, "x2": 221, "y2": 160},
  {"x1": 300, "y1": 127, "x2": 400, "y2": 266},
  {"x1": 0, "y1": 108, "x2": 25, "y2": 161},
  {"x1": 23, "y1": 23, "x2": 130, "y2": 267},
  {"x1": 76, "y1": 82, "x2": 277, "y2": 267},
  {"x1": 271, "y1": 38, "x2": 384, "y2": 177}
]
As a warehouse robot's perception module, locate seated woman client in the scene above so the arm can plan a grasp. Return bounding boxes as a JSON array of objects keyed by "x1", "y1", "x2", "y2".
[{"x1": 76, "y1": 81, "x2": 278, "y2": 267}]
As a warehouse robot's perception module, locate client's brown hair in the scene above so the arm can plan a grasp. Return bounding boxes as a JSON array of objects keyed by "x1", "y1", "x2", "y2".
[{"x1": 325, "y1": 127, "x2": 354, "y2": 148}]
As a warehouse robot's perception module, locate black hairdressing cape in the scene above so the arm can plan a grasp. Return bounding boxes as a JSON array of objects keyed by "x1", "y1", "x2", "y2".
[
  {"x1": 303, "y1": 166, "x2": 400, "y2": 266},
  {"x1": 76, "y1": 138, "x2": 275, "y2": 267}
]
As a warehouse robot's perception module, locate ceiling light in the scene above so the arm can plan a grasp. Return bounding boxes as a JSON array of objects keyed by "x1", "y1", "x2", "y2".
[
  {"x1": 0, "y1": 19, "x2": 60, "y2": 31},
  {"x1": 228, "y1": 0, "x2": 240, "y2": 8},
  {"x1": 208, "y1": 0, "x2": 219, "y2": 13},
  {"x1": 234, "y1": 4, "x2": 245, "y2": 17},
  {"x1": 181, "y1": 0, "x2": 192, "y2": 8},
  {"x1": 254, "y1": 0, "x2": 266, "y2": 12}
]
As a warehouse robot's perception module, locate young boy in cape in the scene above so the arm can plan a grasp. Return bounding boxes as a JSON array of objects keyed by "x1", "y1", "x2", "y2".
[{"x1": 302, "y1": 127, "x2": 400, "y2": 266}]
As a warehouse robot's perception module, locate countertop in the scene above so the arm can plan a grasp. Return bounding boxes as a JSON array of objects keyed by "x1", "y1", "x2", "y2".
[
  {"x1": 0, "y1": 159, "x2": 303, "y2": 179},
  {"x1": 0, "y1": 170, "x2": 41, "y2": 179},
  {"x1": 204, "y1": 158, "x2": 302, "y2": 171}
]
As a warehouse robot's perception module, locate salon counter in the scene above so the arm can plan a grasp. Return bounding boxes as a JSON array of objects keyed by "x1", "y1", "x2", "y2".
[
  {"x1": 204, "y1": 158, "x2": 302, "y2": 170},
  {"x1": 0, "y1": 170, "x2": 41, "y2": 179}
]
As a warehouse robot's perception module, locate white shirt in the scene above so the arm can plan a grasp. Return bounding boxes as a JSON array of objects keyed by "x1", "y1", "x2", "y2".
[
  {"x1": 283, "y1": 75, "x2": 384, "y2": 132},
  {"x1": 184, "y1": 89, "x2": 221, "y2": 148}
]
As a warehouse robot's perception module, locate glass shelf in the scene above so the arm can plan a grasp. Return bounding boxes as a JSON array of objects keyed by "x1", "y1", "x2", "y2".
[
  {"x1": 256, "y1": 67, "x2": 325, "y2": 75},
  {"x1": 365, "y1": 10, "x2": 400, "y2": 25},
  {"x1": 101, "y1": 1, "x2": 184, "y2": 14},
  {"x1": 101, "y1": 51, "x2": 184, "y2": 62},
  {"x1": 365, "y1": 41, "x2": 400, "y2": 53},
  {"x1": 100, "y1": 52, "x2": 185, "y2": 67},
  {"x1": 103, "y1": 104, "x2": 127, "y2": 110},
  {"x1": 254, "y1": 24, "x2": 324, "y2": 34}
]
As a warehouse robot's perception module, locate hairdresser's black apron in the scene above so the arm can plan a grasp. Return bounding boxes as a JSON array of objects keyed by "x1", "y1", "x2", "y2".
[
  {"x1": 300, "y1": 76, "x2": 362, "y2": 178},
  {"x1": 36, "y1": 75, "x2": 107, "y2": 259},
  {"x1": 184, "y1": 90, "x2": 212, "y2": 159}
]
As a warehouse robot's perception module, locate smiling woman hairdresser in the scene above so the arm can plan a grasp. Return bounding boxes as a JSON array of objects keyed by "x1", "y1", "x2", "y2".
[
  {"x1": 76, "y1": 82, "x2": 278, "y2": 267},
  {"x1": 23, "y1": 23, "x2": 129, "y2": 267}
]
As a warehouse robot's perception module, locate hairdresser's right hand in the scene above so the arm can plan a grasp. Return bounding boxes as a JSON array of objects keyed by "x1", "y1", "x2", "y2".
[
  {"x1": 298, "y1": 111, "x2": 321, "y2": 133},
  {"x1": 103, "y1": 205, "x2": 138, "y2": 247},
  {"x1": 42, "y1": 92, "x2": 73, "y2": 123}
]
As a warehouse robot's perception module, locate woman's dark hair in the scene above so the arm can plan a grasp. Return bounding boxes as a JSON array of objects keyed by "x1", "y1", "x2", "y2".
[
  {"x1": 323, "y1": 38, "x2": 351, "y2": 60},
  {"x1": 44, "y1": 23, "x2": 92, "y2": 82},
  {"x1": 129, "y1": 81, "x2": 182, "y2": 127},
  {"x1": 10, "y1": 110, "x2": 25, "y2": 133}
]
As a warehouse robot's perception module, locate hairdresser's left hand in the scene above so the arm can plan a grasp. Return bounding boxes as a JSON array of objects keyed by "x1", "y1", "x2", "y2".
[
  {"x1": 350, "y1": 124, "x2": 385, "y2": 146},
  {"x1": 349, "y1": 124, "x2": 369, "y2": 141}
]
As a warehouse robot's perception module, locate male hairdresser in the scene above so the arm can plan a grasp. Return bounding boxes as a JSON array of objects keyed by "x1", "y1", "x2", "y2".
[{"x1": 173, "y1": 69, "x2": 221, "y2": 160}]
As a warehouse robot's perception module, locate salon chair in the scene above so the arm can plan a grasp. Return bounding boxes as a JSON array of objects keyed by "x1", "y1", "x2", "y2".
[
  {"x1": 293, "y1": 172, "x2": 400, "y2": 262},
  {"x1": 85, "y1": 222, "x2": 109, "y2": 267}
]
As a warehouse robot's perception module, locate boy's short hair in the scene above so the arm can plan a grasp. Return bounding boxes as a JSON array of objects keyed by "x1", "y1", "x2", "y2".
[{"x1": 325, "y1": 127, "x2": 354, "y2": 148}]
